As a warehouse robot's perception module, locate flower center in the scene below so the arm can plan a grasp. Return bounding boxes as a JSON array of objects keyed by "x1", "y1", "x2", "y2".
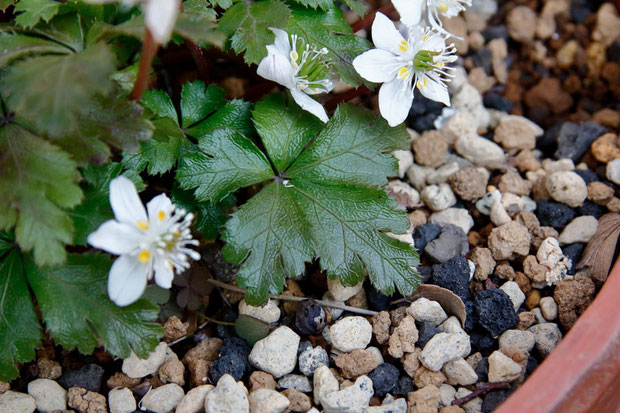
[
  {"x1": 138, "y1": 250, "x2": 151, "y2": 263},
  {"x1": 413, "y1": 50, "x2": 440, "y2": 72},
  {"x1": 289, "y1": 34, "x2": 333, "y2": 94}
]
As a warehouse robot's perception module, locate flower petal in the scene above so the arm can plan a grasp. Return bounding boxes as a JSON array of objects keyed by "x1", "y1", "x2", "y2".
[
  {"x1": 257, "y1": 50, "x2": 297, "y2": 90},
  {"x1": 87, "y1": 220, "x2": 141, "y2": 255},
  {"x1": 107, "y1": 254, "x2": 149, "y2": 306},
  {"x1": 392, "y1": 0, "x2": 423, "y2": 28},
  {"x1": 145, "y1": 0, "x2": 179, "y2": 44},
  {"x1": 378, "y1": 78, "x2": 413, "y2": 127},
  {"x1": 371, "y1": 12, "x2": 407, "y2": 55},
  {"x1": 109, "y1": 176, "x2": 147, "y2": 226},
  {"x1": 154, "y1": 259, "x2": 174, "y2": 289},
  {"x1": 418, "y1": 75, "x2": 450, "y2": 106},
  {"x1": 270, "y1": 27, "x2": 291, "y2": 56},
  {"x1": 290, "y1": 89, "x2": 329, "y2": 123},
  {"x1": 146, "y1": 193, "x2": 173, "y2": 223},
  {"x1": 353, "y1": 49, "x2": 402, "y2": 83}
]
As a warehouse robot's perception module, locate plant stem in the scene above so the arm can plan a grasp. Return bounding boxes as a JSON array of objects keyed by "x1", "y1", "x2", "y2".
[
  {"x1": 452, "y1": 382, "x2": 511, "y2": 406},
  {"x1": 206, "y1": 278, "x2": 379, "y2": 316},
  {"x1": 186, "y1": 40, "x2": 210, "y2": 83},
  {"x1": 130, "y1": 29, "x2": 159, "y2": 102}
]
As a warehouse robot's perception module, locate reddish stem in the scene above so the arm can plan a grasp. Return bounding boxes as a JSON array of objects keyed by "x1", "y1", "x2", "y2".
[
  {"x1": 186, "y1": 40, "x2": 210, "y2": 83},
  {"x1": 350, "y1": 3, "x2": 396, "y2": 32},
  {"x1": 452, "y1": 382, "x2": 511, "y2": 406},
  {"x1": 130, "y1": 29, "x2": 159, "y2": 102}
]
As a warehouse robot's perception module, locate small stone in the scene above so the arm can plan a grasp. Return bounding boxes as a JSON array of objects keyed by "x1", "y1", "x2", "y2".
[
  {"x1": 535, "y1": 200, "x2": 576, "y2": 230},
  {"x1": 425, "y1": 225, "x2": 470, "y2": 264},
  {"x1": 540, "y1": 297, "x2": 558, "y2": 321},
  {"x1": 249, "y1": 326, "x2": 300, "y2": 378},
  {"x1": 320, "y1": 376, "x2": 374, "y2": 413},
  {"x1": 205, "y1": 375, "x2": 249, "y2": 413},
  {"x1": 248, "y1": 389, "x2": 289, "y2": 413},
  {"x1": 555, "y1": 122, "x2": 607, "y2": 161},
  {"x1": 469, "y1": 248, "x2": 496, "y2": 282},
  {"x1": 439, "y1": 383, "x2": 457, "y2": 407},
  {"x1": 392, "y1": 150, "x2": 414, "y2": 178},
  {"x1": 442, "y1": 358, "x2": 477, "y2": 386},
  {"x1": 431, "y1": 256, "x2": 471, "y2": 300},
  {"x1": 528, "y1": 323, "x2": 562, "y2": 357},
  {"x1": 27, "y1": 379, "x2": 66, "y2": 412},
  {"x1": 67, "y1": 387, "x2": 106, "y2": 413},
  {"x1": 163, "y1": 315, "x2": 190, "y2": 343},
  {"x1": 554, "y1": 277, "x2": 595, "y2": 329},
  {"x1": 327, "y1": 278, "x2": 364, "y2": 302},
  {"x1": 413, "y1": 132, "x2": 448, "y2": 167},
  {"x1": 525, "y1": 290, "x2": 541, "y2": 309},
  {"x1": 413, "y1": 223, "x2": 442, "y2": 253},
  {"x1": 421, "y1": 184, "x2": 457, "y2": 211},
  {"x1": 368, "y1": 364, "x2": 399, "y2": 397},
  {"x1": 122, "y1": 342, "x2": 168, "y2": 379},
  {"x1": 37, "y1": 359, "x2": 62, "y2": 380},
  {"x1": 499, "y1": 330, "x2": 535, "y2": 353},
  {"x1": 58, "y1": 364, "x2": 104, "y2": 393},
  {"x1": 499, "y1": 281, "x2": 526, "y2": 311},
  {"x1": 537, "y1": 238, "x2": 571, "y2": 286},
  {"x1": 313, "y1": 366, "x2": 339, "y2": 406},
  {"x1": 476, "y1": 190, "x2": 502, "y2": 215},
  {"x1": 388, "y1": 181, "x2": 421, "y2": 209},
  {"x1": 427, "y1": 162, "x2": 460, "y2": 185},
  {"x1": 249, "y1": 371, "x2": 277, "y2": 392},
  {"x1": 542, "y1": 158, "x2": 575, "y2": 174},
  {"x1": 606, "y1": 158, "x2": 620, "y2": 185},
  {"x1": 495, "y1": 262, "x2": 516, "y2": 280},
  {"x1": 448, "y1": 167, "x2": 488, "y2": 201},
  {"x1": 211, "y1": 337, "x2": 251, "y2": 383},
  {"x1": 498, "y1": 172, "x2": 533, "y2": 197},
  {"x1": 329, "y1": 316, "x2": 372, "y2": 353},
  {"x1": 454, "y1": 387, "x2": 482, "y2": 413},
  {"x1": 371, "y1": 311, "x2": 391, "y2": 345},
  {"x1": 518, "y1": 312, "x2": 536, "y2": 330},
  {"x1": 407, "y1": 164, "x2": 435, "y2": 191},
  {"x1": 403, "y1": 350, "x2": 422, "y2": 378},
  {"x1": 455, "y1": 134, "x2": 505, "y2": 165},
  {"x1": 514, "y1": 150, "x2": 542, "y2": 173},
  {"x1": 414, "y1": 366, "x2": 447, "y2": 388},
  {"x1": 546, "y1": 172, "x2": 588, "y2": 208},
  {"x1": 334, "y1": 348, "x2": 382, "y2": 378},
  {"x1": 239, "y1": 299, "x2": 281, "y2": 324},
  {"x1": 278, "y1": 374, "x2": 312, "y2": 393},
  {"x1": 558, "y1": 216, "x2": 598, "y2": 245},
  {"x1": 494, "y1": 118, "x2": 537, "y2": 150},
  {"x1": 388, "y1": 315, "x2": 419, "y2": 358},
  {"x1": 488, "y1": 221, "x2": 531, "y2": 260},
  {"x1": 365, "y1": 397, "x2": 407, "y2": 413},
  {"x1": 108, "y1": 387, "x2": 135, "y2": 413},
  {"x1": 176, "y1": 385, "x2": 213, "y2": 413},
  {"x1": 159, "y1": 356, "x2": 185, "y2": 386},
  {"x1": 0, "y1": 391, "x2": 35, "y2": 413},
  {"x1": 441, "y1": 112, "x2": 477, "y2": 145},
  {"x1": 587, "y1": 182, "x2": 614, "y2": 205},
  {"x1": 490, "y1": 200, "x2": 511, "y2": 226},
  {"x1": 106, "y1": 373, "x2": 141, "y2": 390},
  {"x1": 141, "y1": 383, "x2": 184, "y2": 413},
  {"x1": 507, "y1": 6, "x2": 536, "y2": 42},
  {"x1": 429, "y1": 208, "x2": 475, "y2": 235},
  {"x1": 593, "y1": 3, "x2": 620, "y2": 46},
  {"x1": 282, "y1": 388, "x2": 311, "y2": 412},
  {"x1": 591, "y1": 133, "x2": 620, "y2": 163},
  {"x1": 488, "y1": 351, "x2": 522, "y2": 382},
  {"x1": 407, "y1": 385, "x2": 441, "y2": 413},
  {"x1": 295, "y1": 299, "x2": 327, "y2": 335},
  {"x1": 468, "y1": 66, "x2": 495, "y2": 93},
  {"x1": 475, "y1": 289, "x2": 519, "y2": 338},
  {"x1": 298, "y1": 346, "x2": 329, "y2": 376},
  {"x1": 407, "y1": 298, "x2": 448, "y2": 325},
  {"x1": 416, "y1": 321, "x2": 442, "y2": 348},
  {"x1": 419, "y1": 333, "x2": 471, "y2": 372}
]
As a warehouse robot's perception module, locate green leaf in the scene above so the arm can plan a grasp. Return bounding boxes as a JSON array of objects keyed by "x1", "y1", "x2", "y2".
[
  {"x1": 252, "y1": 94, "x2": 323, "y2": 172},
  {"x1": 14, "y1": 0, "x2": 60, "y2": 28},
  {"x1": 123, "y1": 117, "x2": 187, "y2": 175},
  {"x1": 291, "y1": 181, "x2": 419, "y2": 293},
  {"x1": 181, "y1": 81, "x2": 227, "y2": 127},
  {"x1": 289, "y1": 0, "x2": 331, "y2": 11},
  {"x1": 34, "y1": 12, "x2": 85, "y2": 52},
  {"x1": 143, "y1": 90, "x2": 179, "y2": 124},
  {"x1": 287, "y1": 103, "x2": 409, "y2": 186},
  {"x1": 235, "y1": 315, "x2": 272, "y2": 346},
  {"x1": 0, "y1": 124, "x2": 82, "y2": 266},
  {"x1": 341, "y1": 0, "x2": 366, "y2": 17},
  {"x1": 142, "y1": 285, "x2": 171, "y2": 305},
  {"x1": 0, "y1": 251, "x2": 42, "y2": 381},
  {"x1": 222, "y1": 183, "x2": 313, "y2": 304},
  {"x1": 218, "y1": 0, "x2": 291, "y2": 64},
  {"x1": 171, "y1": 185, "x2": 236, "y2": 239},
  {"x1": 26, "y1": 253, "x2": 163, "y2": 358},
  {"x1": 288, "y1": 5, "x2": 371, "y2": 86},
  {"x1": 0, "y1": 0, "x2": 16, "y2": 11},
  {"x1": 176, "y1": 128, "x2": 274, "y2": 201},
  {"x1": 174, "y1": 11, "x2": 225, "y2": 47},
  {"x1": 2, "y1": 42, "x2": 116, "y2": 137},
  {"x1": 0, "y1": 33, "x2": 70, "y2": 68},
  {"x1": 187, "y1": 99, "x2": 254, "y2": 139}
]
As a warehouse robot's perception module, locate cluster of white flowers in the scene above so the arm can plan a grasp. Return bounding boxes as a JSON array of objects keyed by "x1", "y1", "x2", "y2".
[
  {"x1": 88, "y1": 177, "x2": 200, "y2": 306},
  {"x1": 257, "y1": 0, "x2": 470, "y2": 127}
]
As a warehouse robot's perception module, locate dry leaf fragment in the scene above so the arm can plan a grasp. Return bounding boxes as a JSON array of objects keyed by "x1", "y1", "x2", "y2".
[
  {"x1": 577, "y1": 213, "x2": 620, "y2": 283},
  {"x1": 393, "y1": 284, "x2": 467, "y2": 327}
]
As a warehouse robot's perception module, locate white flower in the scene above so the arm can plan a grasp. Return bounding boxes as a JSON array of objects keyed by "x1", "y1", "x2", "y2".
[
  {"x1": 257, "y1": 28, "x2": 334, "y2": 123},
  {"x1": 88, "y1": 176, "x2": 200, "y2": 306},
  {"x1": 352, "y1": 13, "x2": 457, "y2": 127},
  {"x1": 83, "y1": 0, "x2": 180, "y2": 44},
  {"x1": 392, "y1": 0, "x2": 471, "y2": 33}
]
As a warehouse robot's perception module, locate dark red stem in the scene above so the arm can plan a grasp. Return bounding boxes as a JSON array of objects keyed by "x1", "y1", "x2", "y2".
[
  {"x1": 186, "y1": 40, "x2": 210, "y2": 83},
  {"x1": 130, "y1": 29, "x2": 159, "y2": 102},
  {"x1": 452, "y1": 382, "x2": 511, "y2": 406}
]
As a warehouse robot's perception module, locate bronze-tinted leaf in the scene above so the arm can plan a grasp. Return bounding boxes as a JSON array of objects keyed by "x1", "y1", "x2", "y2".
[{"x1": 577, "y1": 213, "x2": 620, "y2": 283}]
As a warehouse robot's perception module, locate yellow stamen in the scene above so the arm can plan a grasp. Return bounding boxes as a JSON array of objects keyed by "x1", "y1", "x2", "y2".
[
  {"x1": 397, "y1": 67, "x2": 410, "y2": 80},
  {"x1": 138, "y1": 250, "x2": 151, "y2": 263},
  {"x1": 417, "y1": 79, "x2": 423, "y2": 89},
  {"x1": 137, "y1": 220, "x2": 149, "y2": 230},
  {"x1": 398, "y1": 40, "x2": 409, "y2": 53},
  {"x1": 422, "y1": 34, "x2": 428, "y2": 41},
  {"x1": 290, "y1": 50, "x2": 298, "y2": 62},
  {"x1": 437, "y1": 3, "x2": 449, "y2": 12},
  {"x1": 158, "y1": 210, "x2": 165, "y2": 221}
]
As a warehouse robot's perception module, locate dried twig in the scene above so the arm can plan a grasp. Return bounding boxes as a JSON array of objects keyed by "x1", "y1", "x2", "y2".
[
  {"x1": 452, "y1": 382, "x2": 510, "y2": 406},
  {"x1": 206, "y1": 278, "x2": 379, "y2": 316}
]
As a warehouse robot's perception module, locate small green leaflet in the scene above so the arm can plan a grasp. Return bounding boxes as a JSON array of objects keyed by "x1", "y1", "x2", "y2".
[
  {"x1": 14, "y1": 0, "x2": 60, "y2": 29},
  {"x1": 178, "y1": 96, "x2": 420, "y2": 304},
  {"x1": 218, "y1": 0, "x2": 291, "y2": 64},
  {"x1": 0, "y1": 250, "x2": 42, "y2": 381},
  {"x1": 0, "y1": 124, "x2": 82, "y2": 266},
  {"x1": 26, "y1": 253, "x2": 163, "y2": 358}
]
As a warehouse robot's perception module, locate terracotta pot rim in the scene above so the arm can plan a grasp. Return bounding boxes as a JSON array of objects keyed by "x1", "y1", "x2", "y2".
[{"x1": 496, "y1": 258, "x2": 620, "y2": 412}]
